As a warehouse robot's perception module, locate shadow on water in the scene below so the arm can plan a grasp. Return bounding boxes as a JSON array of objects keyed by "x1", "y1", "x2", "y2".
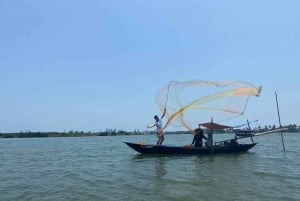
[{"x1": 130, "y1": 151, "x2": 256, "y2": 161}]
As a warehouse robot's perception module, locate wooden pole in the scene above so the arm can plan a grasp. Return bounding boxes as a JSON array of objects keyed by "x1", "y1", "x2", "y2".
[
  {"x1": 247, "y1": 119, "x2": 254, "y2": 143},
  {"x1": 210, "y1": 117, "x2": 214, "y2": 153},
  {"x1": 208, "y1": 117, "x2": 213, "y2": 146},
  {"x1": 275, "y1": 91, "x2": 285, "y2": 152}
]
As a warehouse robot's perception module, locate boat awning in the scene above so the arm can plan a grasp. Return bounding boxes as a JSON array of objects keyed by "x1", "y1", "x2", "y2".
[{"x1": 200, "y1": 122, "x2": 232, "y2": 130}]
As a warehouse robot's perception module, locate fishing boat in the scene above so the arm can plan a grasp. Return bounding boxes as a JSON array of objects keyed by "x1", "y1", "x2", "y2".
[
  {"x1": 125, "y1": 82, "x2": 287, "y2": 155},
  {"x1": 124, "y1": 121, "x2": 257, "y2": 155},
  {"x1": 123, "y1": 141, "x2": 256, "y2": 155}
]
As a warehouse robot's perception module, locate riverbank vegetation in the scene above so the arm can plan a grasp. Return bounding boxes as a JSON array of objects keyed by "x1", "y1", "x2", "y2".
[{"x1": 0, "y1": 124, "x2": 299, "y2": 138}]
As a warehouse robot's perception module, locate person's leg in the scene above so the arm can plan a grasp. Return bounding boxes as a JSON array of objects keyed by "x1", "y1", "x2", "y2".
[{"x1": 158, "y1": 135, "x2": 164, "y2": 145}]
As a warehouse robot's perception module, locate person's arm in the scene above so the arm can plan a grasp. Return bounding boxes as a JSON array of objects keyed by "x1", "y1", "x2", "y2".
[
  {"x1": 161, "y1": 107, "x2": 166, "y2": 119},
  {"x1": 147, "y1": 123, "x2": 155, "y2": 128},
  {"x1": 191, "y1": 134, "x2": 196, "y2": 145}
]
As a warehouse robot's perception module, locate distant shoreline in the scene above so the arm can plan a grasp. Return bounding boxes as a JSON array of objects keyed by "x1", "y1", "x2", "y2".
[
  {"x1": 0, "y1": 131, "x2": 193, "y2": 138},
  {"x1": 1, "y1": 125, "x2": 299, "y2": 138}
]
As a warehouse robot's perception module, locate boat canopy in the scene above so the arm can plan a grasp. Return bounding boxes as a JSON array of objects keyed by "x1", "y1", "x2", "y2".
[{"x1": 200, "y1": 122, "x2": 232, "y2": 130}]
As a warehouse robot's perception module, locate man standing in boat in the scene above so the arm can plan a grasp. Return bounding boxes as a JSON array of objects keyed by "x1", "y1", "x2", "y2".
[
  {"x1": 147, "y1": 108, "x2": 167, "y2": 146},
  {"x1": 191, "y1": 128, "x2": 207, "y2": 147}
]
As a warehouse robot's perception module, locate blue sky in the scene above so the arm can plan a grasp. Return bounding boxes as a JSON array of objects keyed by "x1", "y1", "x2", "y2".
[{"x1": 0, "y1": 0, "x2": 299, "y2": 132}]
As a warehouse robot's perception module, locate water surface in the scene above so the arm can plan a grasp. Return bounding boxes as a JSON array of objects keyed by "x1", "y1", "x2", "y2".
[{"x1": 1, "y1": 133, "x2": 299, "y2": 201}]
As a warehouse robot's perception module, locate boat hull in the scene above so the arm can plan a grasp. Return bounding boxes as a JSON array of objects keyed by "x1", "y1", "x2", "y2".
[{"x1": 123, "y1": 141, "x2": 257, "y2": 155}]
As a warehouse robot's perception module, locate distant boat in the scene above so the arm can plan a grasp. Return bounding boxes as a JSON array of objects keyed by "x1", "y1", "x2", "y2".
[
  {"x1": 233, "y1": 120, "x2": 258, "y2": 137},
  {"x1": 234, "y1": 130, "x2": 256, "y2": 137}
]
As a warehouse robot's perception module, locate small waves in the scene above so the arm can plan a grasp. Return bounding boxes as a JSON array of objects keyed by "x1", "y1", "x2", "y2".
[{"x1": 0, "y1": 134, "x2": 299, "y2": 201}]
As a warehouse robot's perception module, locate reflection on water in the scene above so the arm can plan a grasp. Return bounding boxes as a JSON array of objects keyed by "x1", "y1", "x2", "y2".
[{"x1": 133, "y1": 155, "x2": 167, "y2": 177}]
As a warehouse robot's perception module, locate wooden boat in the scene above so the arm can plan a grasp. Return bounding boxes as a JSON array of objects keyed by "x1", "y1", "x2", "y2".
[
  {"x1": 124, "y1": 121, "x2": 257, "y2": 155},
  {"x1": 125, "y1": 91, "x2": 288, "y2": 155},
  {"x1": 123, "y1": 141, "x2": 256, "y2": 155}
]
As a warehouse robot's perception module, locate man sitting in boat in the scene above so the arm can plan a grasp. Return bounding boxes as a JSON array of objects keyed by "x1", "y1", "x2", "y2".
[
  {"x1": 229, "y1": 139, "x2": 238, "y2": 146},
  {"x1": 191, "y1": 128, "x2": 207, "y2": 147}
]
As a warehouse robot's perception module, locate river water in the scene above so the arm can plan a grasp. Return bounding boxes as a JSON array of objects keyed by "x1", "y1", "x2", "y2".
[{"x1": 1, "y1": 133, "x2": 299, "y2": 201}]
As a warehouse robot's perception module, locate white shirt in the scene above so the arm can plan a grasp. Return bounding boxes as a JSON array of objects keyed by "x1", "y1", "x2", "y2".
[
  {"x1": 155, "y1": 119, "x2": 163, "y2": 131},
  {"x1": 148, "y1": 118, "x2": 163, "y2": 131}
]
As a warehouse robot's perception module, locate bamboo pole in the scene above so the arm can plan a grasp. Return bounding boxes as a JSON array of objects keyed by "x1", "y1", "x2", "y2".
[{"x1": 275, "y1": 91, "x2": 285, "y2": 152}]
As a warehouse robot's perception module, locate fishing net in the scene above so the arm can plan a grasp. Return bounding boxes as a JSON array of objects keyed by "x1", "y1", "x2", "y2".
[{"x1": 155, "y1": 80, "x2": 262, "y2": 131}]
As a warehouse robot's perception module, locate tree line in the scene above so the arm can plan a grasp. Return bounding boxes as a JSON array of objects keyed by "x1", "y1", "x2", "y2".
[
  {"x1": 0, "y1": 124, "x2": 299, "y2": 138},
  {"x1": 0, "y1": 129, "x2": 142, "y2": 138}
]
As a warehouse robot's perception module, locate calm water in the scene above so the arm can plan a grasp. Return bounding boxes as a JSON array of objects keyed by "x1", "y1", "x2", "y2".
[{"x1": 1, "y1": 133, "x2": 299, "y2": 201}]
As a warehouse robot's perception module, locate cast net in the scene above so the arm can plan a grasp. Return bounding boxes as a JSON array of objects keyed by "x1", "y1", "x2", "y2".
[{"x1": 156, "y1": 80, "x2": 262, "y2": 131}]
